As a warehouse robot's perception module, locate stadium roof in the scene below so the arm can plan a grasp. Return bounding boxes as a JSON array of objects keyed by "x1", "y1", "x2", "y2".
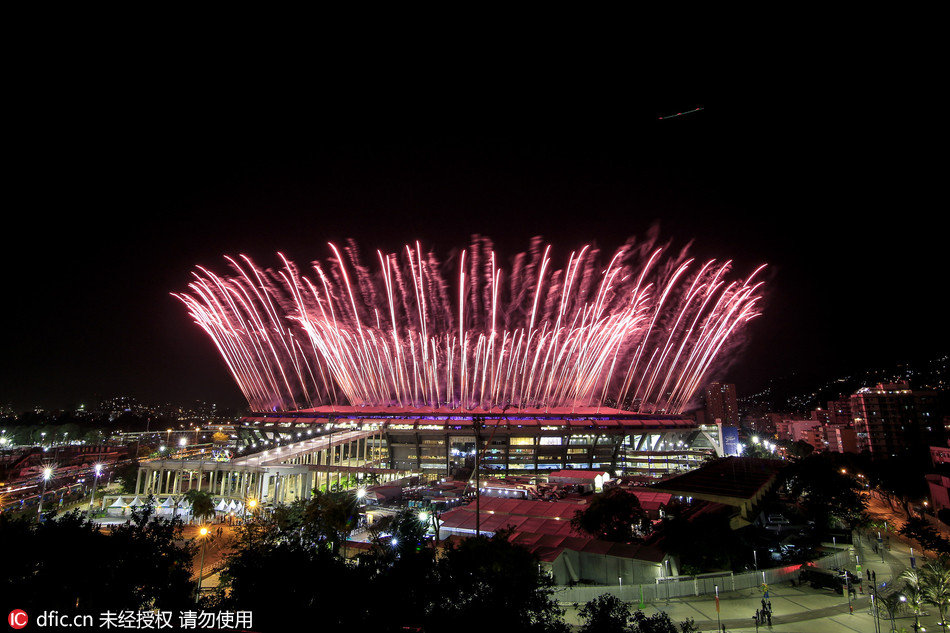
[
  {"x1": 650, "y1": 457, "x2": 785, "y2": 502},
  {"x1": 438, "y1": 496, "x2": 667, "y2": 563},
  {"x1": 648, "y1": 457, "x2": 787, "y2": 528},
  {"x1": 242, "y1": 406, "x2": 697, "y2": 430}
]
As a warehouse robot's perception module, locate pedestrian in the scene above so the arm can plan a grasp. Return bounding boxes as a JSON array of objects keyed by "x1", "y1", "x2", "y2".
[
  {"x1": 767, "y1": 600, "x2": 771, "y2": 612},
  {"x1": 766, "y1": 611, "x2": 771, "y2": 625},
  {"x1": 755, "y1": 609, "x2": 760, "y2": 623}
]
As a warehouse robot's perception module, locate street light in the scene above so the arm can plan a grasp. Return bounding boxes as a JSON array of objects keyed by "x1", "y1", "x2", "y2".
[
  {"x1": 36, "y1": 466, "x2": 53, "y2": 521},
  {"x1": 418, "y1": 508, "x2": 442, "y2": 545},
  {"x1": 418, "y1": 509, "x2": 432, "y2": 544},
  {"x1": 715, "y1": 585, "x2": 721, "y2": 632},
  {"x1": 88, "y1": 464, "x2": 103, "y2": 516},
  {"x1": 196, "y1": 526, "x2": 209, "y2": 601}
]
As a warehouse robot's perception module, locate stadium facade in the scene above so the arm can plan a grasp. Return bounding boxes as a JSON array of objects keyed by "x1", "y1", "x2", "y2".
[{"x1": 127, "y1": 406, "x2": 725, "y2": 508}]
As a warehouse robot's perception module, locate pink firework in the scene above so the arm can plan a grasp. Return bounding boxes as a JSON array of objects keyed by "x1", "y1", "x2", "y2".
[{"x1": 173, "y1": 236, "x2": 765, "y2": 413}]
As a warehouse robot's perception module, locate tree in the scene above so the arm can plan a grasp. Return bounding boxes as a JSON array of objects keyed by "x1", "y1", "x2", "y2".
[
  {"x1": 784, "y1": 454, "x2": 867, "y2": 529},
  {"x1": 657, "y1": 503, "x2": 745, "y2": 573},
  {"x1": 743, "y1": 441, "x2": 780, "y2": 460},
  {"x1": 628, "y1": 609, "x2": 679, "y2": 633},
  {"x1": 306, "y1": 491, "x2": 360, "y2": 554},
  {"x1": 579, "y1": 593, "x2": 630, "y2": 633},
  {"x1": 571, "y1": 487, "x2": 649, "y2": 542},
  {"x1": 185, "y1": 489, "x2": 216, "y2": 523},
  {"x1": 899, "y1": 517, "x2": 950, "y2": 555},
  {"x1": 366, "y1": 506, "x2": 428, "y2": 560},
  {"x1": 921, "y1": 558, "x2": 950, "y2": 631},
  {"x1": 427, "y1": 529, "x2": 570, "y2": 633},
  {"x1": 782, "y1": 439, "x2": 815, "y2": 460},
  {"x1": 0, "y1": 506, "x2": 196, "y2": 612},
  {"x1": 114, "y1": 458, "x2": 141, "y2": 494},
  {"x1": 877, "y1": 589, "x2": 909, "y2": 632},
  {"x1": 901, "y1": 568, "x2": 926, "y2": 633},
  {"x1": 217, "y1": 521, "x2": 370, "y2": 631},
  {"x1": 216, "y1": 504, "x2": 572, "y2": 632}
]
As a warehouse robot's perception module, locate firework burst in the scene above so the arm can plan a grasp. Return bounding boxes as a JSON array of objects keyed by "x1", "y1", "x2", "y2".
[{"x1": 174, "y1": 236, "x2": 765, "y2": 413}]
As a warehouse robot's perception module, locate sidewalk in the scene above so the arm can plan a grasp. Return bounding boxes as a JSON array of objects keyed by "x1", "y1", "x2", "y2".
[{"x1": 561, "y1": 532, "x2": 925, "y2": 632}]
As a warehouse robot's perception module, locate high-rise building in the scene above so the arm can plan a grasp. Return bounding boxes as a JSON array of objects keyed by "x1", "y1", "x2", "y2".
[
  {"x1": 826, "y1": 397, "x2": 853, "y2": 426},
  {"x1": 851, "y1": 381, "x2": 942, "y2": 458},
  {"x1": 776, "y1": 419, "x2": 824, "y2": 452},
  {"x1": 705, "y1": 382, "x2": 739, "y2": 426},
  {"x1": 825, "y1": 426, "x2": 858, "y2": 453}
]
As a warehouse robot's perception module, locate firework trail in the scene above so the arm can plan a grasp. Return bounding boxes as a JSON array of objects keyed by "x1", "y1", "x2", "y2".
[
  {"x1": 173, "y1": 235, "x2": 765, "y2": 413},
  {"x1": 658, "y1": 106, "x2": 705, "y2": 120}
]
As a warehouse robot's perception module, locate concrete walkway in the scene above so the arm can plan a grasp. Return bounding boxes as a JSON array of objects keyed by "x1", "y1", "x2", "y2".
[{"x1": 561, "y1": 530, "x2": 936, "y2": 632}]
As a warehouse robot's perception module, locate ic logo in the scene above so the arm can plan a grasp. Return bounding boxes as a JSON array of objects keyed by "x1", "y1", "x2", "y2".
[{"x1": 8, "y1": 610, "x2": 28, "y2": 629}]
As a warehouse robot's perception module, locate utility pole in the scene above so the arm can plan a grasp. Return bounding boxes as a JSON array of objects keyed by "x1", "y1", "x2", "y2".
[{"x1": 474, "y1": 419, "x2": 481, "y2": 536}]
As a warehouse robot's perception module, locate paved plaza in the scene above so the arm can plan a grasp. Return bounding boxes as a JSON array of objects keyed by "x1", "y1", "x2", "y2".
[{"x1": 561, "y1": 530, "x2": 940, "y2": 632}]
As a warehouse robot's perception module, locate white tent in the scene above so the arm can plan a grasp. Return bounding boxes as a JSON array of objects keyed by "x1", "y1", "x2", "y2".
[{"x1": 106, "y1": 496, "x2": 128, "y2": 516}]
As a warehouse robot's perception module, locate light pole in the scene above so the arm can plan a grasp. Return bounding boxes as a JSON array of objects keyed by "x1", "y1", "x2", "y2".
[
  {"x1": 845, "y1": 573, "x2": 852, "y2": 614},
  {"x1": 88, "y1": 464, "x2": 103, "y2": 516},
  {"x1": 898, "y1": 595, "x2": 907, "y2": 633},
  {"x1": 36, "y1": 466, "x2": 53, "y2": 521},
  {"x1": 715, "y1": 585, "x2": 721, "y2": 632},
  {"x1": 418, "y1": 508, "x2": 441, "y2": 545},
  {"x1": 870, "y1": 589, "x2": 881, "y2": 633},
  {"x1": 196, "y1": 526, "x2": 209, "y2": 601}
]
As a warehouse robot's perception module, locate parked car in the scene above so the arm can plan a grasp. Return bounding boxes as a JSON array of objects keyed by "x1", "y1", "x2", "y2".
[{"x1": 799, "y1": 566, "x2": 845, "y2": 594}]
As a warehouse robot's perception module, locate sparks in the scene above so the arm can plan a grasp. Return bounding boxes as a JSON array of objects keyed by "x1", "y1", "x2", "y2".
[{"x1": 174, "y1": 236, "x2": 764, "y2": 414}]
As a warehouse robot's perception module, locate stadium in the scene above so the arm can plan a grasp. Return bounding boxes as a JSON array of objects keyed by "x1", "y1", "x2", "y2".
[
  {"x1": 125, "y1": 239, "x2": 761, "y2": 507},
  {"x1": 128, "y1": 405, "x2": 726, "y2": 508}
]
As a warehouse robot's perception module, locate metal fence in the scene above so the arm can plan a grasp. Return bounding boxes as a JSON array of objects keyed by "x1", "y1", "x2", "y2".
[{"x1": 555, "y1": 551, "x2": 841, "y2": 605}]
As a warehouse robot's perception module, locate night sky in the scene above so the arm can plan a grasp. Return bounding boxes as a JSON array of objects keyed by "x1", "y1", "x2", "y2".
[{"x1": 3, "y1": 47, "x2": 943, "y2": 412}]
